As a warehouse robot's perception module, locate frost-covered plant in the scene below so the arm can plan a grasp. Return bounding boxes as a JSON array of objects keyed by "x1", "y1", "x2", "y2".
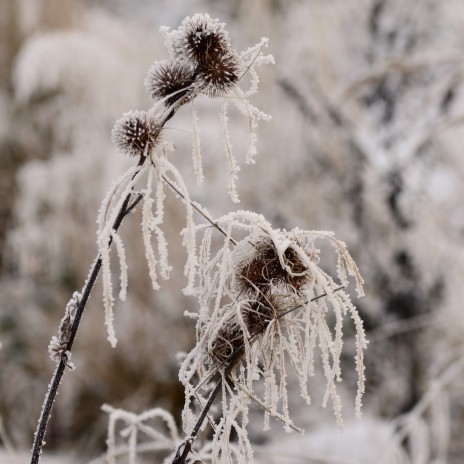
[
  {"x1": 173, "y1": 213, "x2": 366, "y2": 463},
  {"x1": 31, "y1": 13, "x2": 366, "y2": 464},
  {"x1": 31, "y1": 13, "x2": 272, "y2": 464},
  {"x1": 101, "y1": 404, "x2": 240, "y2": 464}
]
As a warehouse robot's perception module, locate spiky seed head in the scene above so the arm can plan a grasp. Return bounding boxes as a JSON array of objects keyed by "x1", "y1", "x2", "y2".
[
  {"x1": 111, "y1": 110, "x2": 162, "y2": 157},
  {"x1": 173, "y1": 13, "x2": 231, "y2": 66},
  {"x1": 235, "y1": 237, "x2": 311, "y2": 295},
  {"x1": 197, "y1": 52, "x2": 240, "y2": 97},
  {"x1": 145, "y1": 59, "x2": 196, "y2": 106}
]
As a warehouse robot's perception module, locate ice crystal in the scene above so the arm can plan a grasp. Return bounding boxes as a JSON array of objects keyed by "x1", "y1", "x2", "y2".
[
  {"x1": 191, "y1": 106, "x2": 204, "y2": 185},
  {"x1": 220, "y1": 102, "x2": 240, "y2": 203}
]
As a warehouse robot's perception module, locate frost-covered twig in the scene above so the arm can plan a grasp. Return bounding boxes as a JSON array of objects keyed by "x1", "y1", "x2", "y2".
[
  {"x1": 160, "y1": 172, "x2": 237, "y2": 246},
  {"x1": 31, "y1": 157, "x2": 146, "y2": 464}
]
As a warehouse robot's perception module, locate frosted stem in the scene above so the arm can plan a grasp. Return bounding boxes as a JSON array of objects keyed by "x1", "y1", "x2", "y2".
[
  {"x1": 30, "y1": 157, "x2": 146, "y2": 464},
  {"x1": 161, "y1": 173, "x2": 237, "y2": 245}
]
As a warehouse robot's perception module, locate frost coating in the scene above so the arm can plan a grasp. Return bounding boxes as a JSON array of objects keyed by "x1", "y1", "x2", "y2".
[
  {"x1": 48, "y1": 291, "x2": 81, "y2": 369},
  {"x1": 103, "y1": 404, "x2": 242, "y2": 464}
]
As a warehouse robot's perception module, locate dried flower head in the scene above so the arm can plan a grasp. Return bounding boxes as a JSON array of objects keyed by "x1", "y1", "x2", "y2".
[
  {"x1": 206, "y1": 295, "x2": 284, "y2": 370},
  {"x1": 197, "y1": 52, "x2": 240, "y2": 97},
  {"x1": 241, "y1": 293, "x2": 283, "y2": 336},
  {"x1": 111, "y1": 110, "x2": 162, "y2": 157},
  {"x1": 234, "y1": 236, "x2": 312, "y2": 295},
  {"x1": 208, "y1": 316, "x2": 243, "y2": 368},
  {"x1": 145, "y1": 59, "x2": 196, "y2": 106},
  {"x1": 172, "y1": 14, "x2": 232, "y2": 66}
]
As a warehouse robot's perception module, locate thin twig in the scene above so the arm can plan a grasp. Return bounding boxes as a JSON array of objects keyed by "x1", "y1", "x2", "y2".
[{"x1": 161, "y1": 173, "x2": 237, "y2": 245}]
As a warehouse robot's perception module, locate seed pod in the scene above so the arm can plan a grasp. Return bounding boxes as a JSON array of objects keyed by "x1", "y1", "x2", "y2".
[
  {"x1": 111, "y1": 110, "x2": 162, "y2": 157},
  {"x1": 208, "y1": 319, "x2": 244, "y2": 369},
  {"x1": 197, "y1": 52, "x2": 240, "y2": 97},
  {"x1": 145, "y1": 59, "x2": 196, "y2": 106},
  {"x1": 174, "y1": 13, "x2": 231, "y2": 66},
  {"x1": 241, "y1": 294, "x2": 283, "y2": 336},
  {"x1": 235, "y1": 237, "x2": 311, "y2": 295}
]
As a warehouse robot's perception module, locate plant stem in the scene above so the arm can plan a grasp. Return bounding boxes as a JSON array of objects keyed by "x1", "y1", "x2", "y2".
[
  {"x1": 161, "y1": 173, "x2": 237, "y2": 246},
  {"x1": 30, "y1": 158, "x2": 145, "y2": 464}
]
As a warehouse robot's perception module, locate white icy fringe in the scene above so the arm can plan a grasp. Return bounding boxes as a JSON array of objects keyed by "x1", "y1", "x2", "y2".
[
  {"x1": 220, "y1": 101, "x2": 240, "y2": 203},
  {"x1": 97, "y1": 164, "x2": 148, "y2": 347},
  {"x1": 95, "y1": 148, "x2": 199, "y2": 345},
  {"x1": 178, "y1": 211, "x2": 366, "y2": 463},
  {"x1": 102, "y1": 404, "x2": 240, "y2": 464},
  {"x1": 191, "y1": 105, "x2": 204, "y2": 185},
  {"x1": 234, "y1": 37, "x2": 274, "y2": 165}
]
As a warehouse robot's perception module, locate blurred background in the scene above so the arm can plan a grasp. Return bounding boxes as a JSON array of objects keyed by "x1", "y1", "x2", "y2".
[{"x1": 1, "y1": 0, "x2": 464, "y2": 462}]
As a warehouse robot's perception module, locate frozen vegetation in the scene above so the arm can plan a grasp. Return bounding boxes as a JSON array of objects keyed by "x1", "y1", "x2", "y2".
[{"x1": 0, "y1": 0, "x2": 464, "y2": 463}]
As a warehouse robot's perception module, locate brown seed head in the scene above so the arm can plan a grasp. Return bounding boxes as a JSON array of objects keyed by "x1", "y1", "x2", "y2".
[
  {"x1": 242, "y1": 294, "x2": 284, "y2": 336},
  {"x1": 176, "y1": 14, "x2": 231, "y2": 66},
  {"x1": 111, "y1": 110, "x2": 162, "y2": 157},
  {"x1": 197, "y1": 52, "x2": 240, "y2": 97},
  {"x1": 145, "y1": 59, "x2": 196, "y2": 106},
  {"x1": 208, "y1": 319, "x2": 244, "y2": 369},
  {"x1": 235, "y1": 238, "x2": 311, "y2": 295}
]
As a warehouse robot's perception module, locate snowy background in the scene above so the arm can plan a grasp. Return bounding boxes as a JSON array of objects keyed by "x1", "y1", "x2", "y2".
[{"x1": 1, "y1": 0, "x2": 464, "y2": 463}]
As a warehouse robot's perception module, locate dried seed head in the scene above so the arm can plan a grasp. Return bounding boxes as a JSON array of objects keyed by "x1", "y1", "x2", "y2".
[
  {"x1": 111, "y1": 110, "x2": 162, "y2": 157},
  {"x1": 242, "y1": 294, "x2": 283, "y2": 336},
  {"x1": 208, "y1": 319, "x2": 244, "y2": 369},
  {"x1": 197, "y1": 52, "x2": 240, "y2": 97},
  {"x1": 235, "y1": 237, "x2": 311, "y2": 295},
  {"x1": 174, "y1": 14, "x2": 231, "y2": 66},
  {"x1": 145, "y1": 59, "x2": 196, "y2": 106}
]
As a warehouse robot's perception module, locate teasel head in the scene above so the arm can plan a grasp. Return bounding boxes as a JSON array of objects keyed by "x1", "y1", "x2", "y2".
[
  {"x1": 207, "y1": 317, "x2": 244, "y2": 370},
  {"x1": 234, "y1": 236, "x2": 312, "y2": 295},
  {"x1": 241, "y1": 293, "x2": 284, "y2": 336},
  {"x1": 144, "y1": 59, "x2": 196, "y2": 107},
  {"x1": 111, "y1": 110, "x2": 162, "y2": 157},
  {"x1": 174, "y1": 14, "x2": 232, "y2": 66},
  {"x1": 197, "y1": 51, "x2": 240, "y2": 97}
]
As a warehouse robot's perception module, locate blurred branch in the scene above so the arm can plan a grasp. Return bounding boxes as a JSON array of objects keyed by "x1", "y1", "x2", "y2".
[{"x1": 338, "y1": 51, "x2": 464, "y2": 104}]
